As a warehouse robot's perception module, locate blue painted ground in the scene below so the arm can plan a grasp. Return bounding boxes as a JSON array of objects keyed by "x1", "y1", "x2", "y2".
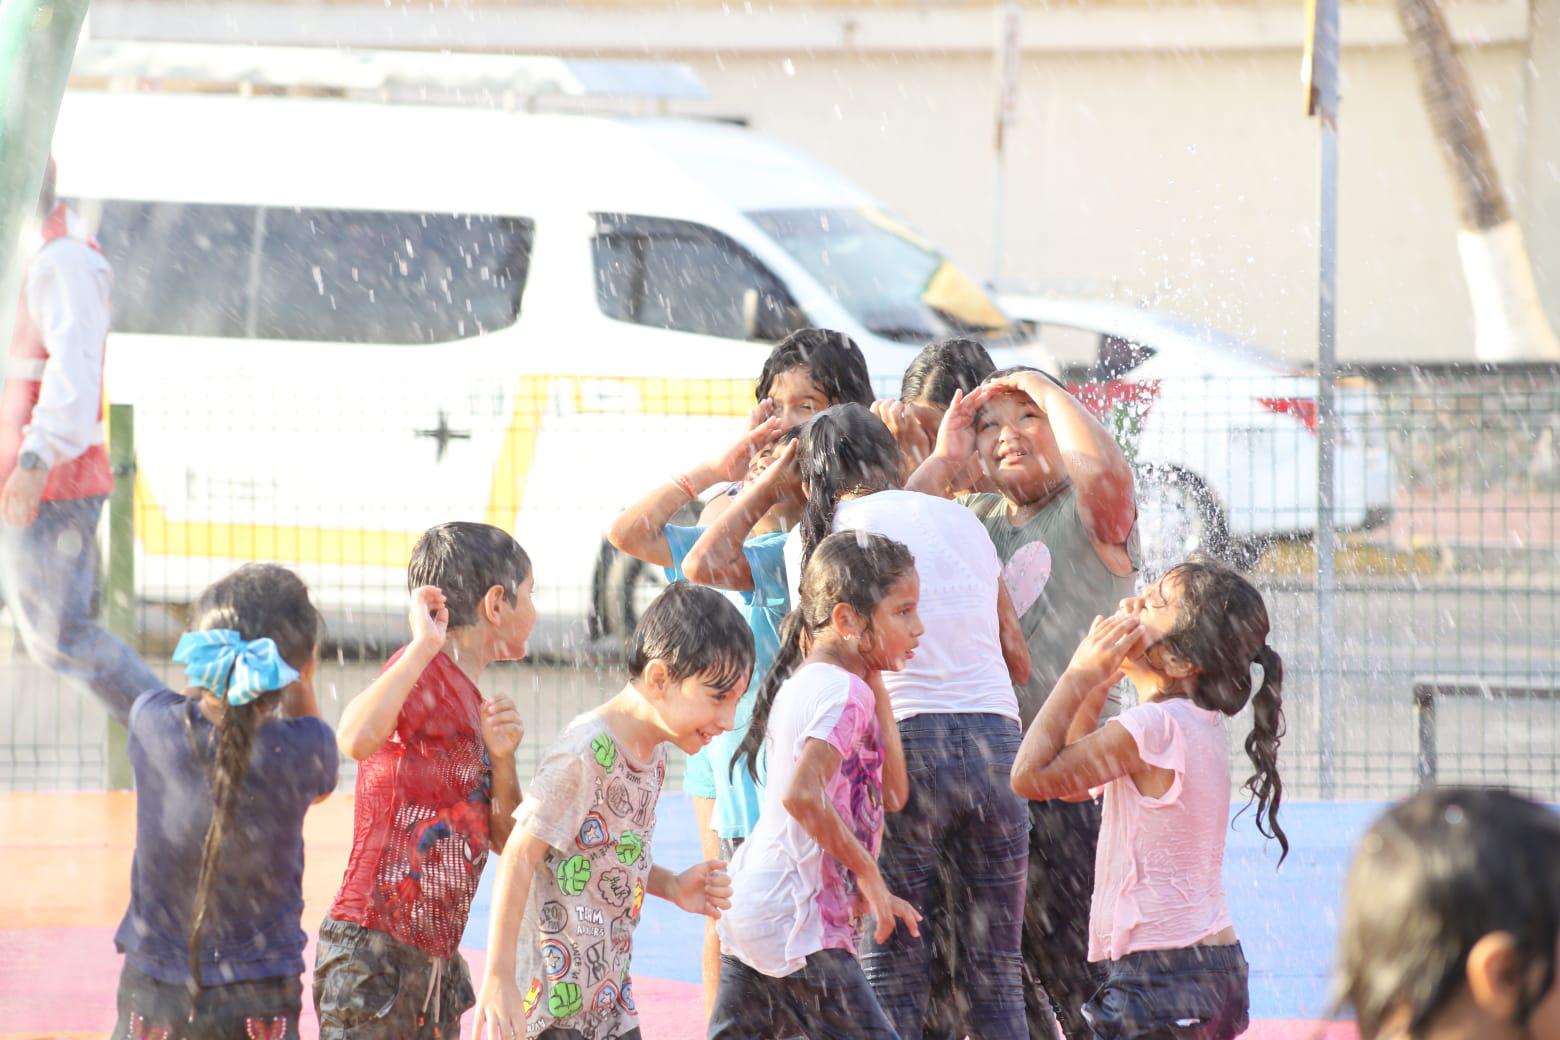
[{"x1": 467, "y1": 794, "x2": 1383, "y2": 1021}]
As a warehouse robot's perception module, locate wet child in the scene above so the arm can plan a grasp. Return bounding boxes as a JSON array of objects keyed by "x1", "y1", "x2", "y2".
[
  {"x1": 711, "y1": 531, "x2": 924, "y2": 1040},
  {"x1": 1010, "y1": 562, "x2": 1287, "y2": 1040},
  {"x1": 606, "y1": 327, "x2": 871, "y2": 1012},
  {"x1": 871, "y1": 336, "x2": 996, "y2": 487},
  {"x1": 314, "y1": 522, "x2": 532, "y2": 1038},
  {"x1": 910, "y1": 366, "x2": 1137, "y2": 1037},
  {"x1": 471, "y1": 581, "x2": 755, "y2": 1040},
  {"x1": 112, "y1": 564, "x2": 338, "y2": 1040},
  {"x1": 1332, "y1": 786, "x2": 1560, "y2": 1040}
]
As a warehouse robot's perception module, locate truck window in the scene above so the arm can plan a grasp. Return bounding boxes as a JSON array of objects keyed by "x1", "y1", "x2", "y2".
[
  {"x1": 592, "y1": 214, "x2": 800, "y2": 341},
  {"x1": 96, "y1": 201, "x2": 255, "y2": 338}
]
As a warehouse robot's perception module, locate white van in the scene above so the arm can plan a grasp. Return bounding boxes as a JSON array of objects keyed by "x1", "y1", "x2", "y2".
[{"x1": 49, "y1": 53, "x2": 1045, "y2": 652}]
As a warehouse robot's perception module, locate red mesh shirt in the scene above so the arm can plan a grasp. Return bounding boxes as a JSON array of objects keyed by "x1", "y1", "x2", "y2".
[{"x1": 328, "y1": 648, "x2": 492, "y2": 959}]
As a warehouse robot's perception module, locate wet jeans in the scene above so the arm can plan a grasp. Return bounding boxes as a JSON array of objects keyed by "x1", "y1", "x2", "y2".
[
  {"x1": 0, "y1": 496, "x2": 160, "y2": 726},
  {"x1": 1084, "y1": 943, "x2": 1250, "y2": 1040},
  {"x1": 860, "y1": 712, "x2": 1030, "y2": 1040},
  {"x1": 709, "y1": 949, "x2": 898, "y2": 1040}
]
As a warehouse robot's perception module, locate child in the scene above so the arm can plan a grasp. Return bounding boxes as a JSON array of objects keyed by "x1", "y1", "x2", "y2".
[
  {"x1": 710, "y1": 531, "x2": 924, "y2": 1040},
  {"x1": 471, "y1": 581, "x2": 755, "y2": 1040},
  {"x1": 314, "y1": 522, "x2": 531, "y2": 1039},
  {"x1": 606, "y1": 326, "x2": 871, "y2": 1013},
  {"x1": 1332, "y1": 787, "x2": 1560, "y2": 1040},
  {"x1": 871, "y1": 336, "x2": 996, "y2": 486},
  {"x1": 1010, "y1": 562, "x2": 1287, "y2": 1040},
  {"x1": 112, "y1": 563, "x2": 337, "y2": 1040},
  {"x1": 910, "y1": 366, "x2": 1137, "y2": 1037}
]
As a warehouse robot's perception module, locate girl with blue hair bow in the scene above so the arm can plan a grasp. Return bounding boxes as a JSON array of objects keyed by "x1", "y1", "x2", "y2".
[{"x1": 111, "y1": 563, "x2": 339, "y2": 1040}]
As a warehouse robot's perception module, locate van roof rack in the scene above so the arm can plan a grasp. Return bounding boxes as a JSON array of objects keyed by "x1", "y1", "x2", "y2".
[{"x1": 68, "y1": 42, "x2": 710, "y2": 107}]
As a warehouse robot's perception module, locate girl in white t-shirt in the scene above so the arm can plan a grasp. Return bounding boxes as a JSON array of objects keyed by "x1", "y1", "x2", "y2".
[
  {"x1": 1010, "y1": 561, "x2": 1288, "y2": 1040},
  {"x1": 711, "y1": 530, "x2": 924, "y2": 1040}
]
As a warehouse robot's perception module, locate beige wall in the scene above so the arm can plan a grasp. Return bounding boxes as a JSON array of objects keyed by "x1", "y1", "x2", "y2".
[{"x1": 89, "y1": 0, "x2": 1560, "y2": 362}]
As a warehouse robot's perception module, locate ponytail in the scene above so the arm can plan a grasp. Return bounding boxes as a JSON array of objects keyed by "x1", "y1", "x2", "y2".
[
  {"x1": 1241, "y1": 644, "x2": 1288, "y2": 863},
  {"x1": 732, "y1": 610, "x2": 806, "y2": 783},
  {"x1": 187, "y1": 695, "x2": 268, "y2": 992}
]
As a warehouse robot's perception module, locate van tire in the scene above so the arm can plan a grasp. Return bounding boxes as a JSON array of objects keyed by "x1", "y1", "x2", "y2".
[{"x1": 600, "y1": 549, "x2": 669, "y2": 642}]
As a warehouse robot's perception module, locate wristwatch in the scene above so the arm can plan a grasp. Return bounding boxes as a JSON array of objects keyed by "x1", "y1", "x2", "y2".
[{"x1": 17, "y1": 451, "x2": 46, "y2": 472}]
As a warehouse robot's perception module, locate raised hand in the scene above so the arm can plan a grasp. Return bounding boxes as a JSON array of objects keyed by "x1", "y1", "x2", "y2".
[
  {"x1": 408, "y1": 585, "x2": 449, "y2": 653},
  {"x1": 932, "y1": 385, "x2": 1000, "y2": 463},
  {"x1": 872, "y1": 399, "x2": 936, "y2": 478},
  {"x1": 481, "y1": 695, "x2": 525, "y2": 759},
  {"x1": 1067, "y1": 613, "x2": 1148, "y2": 688},
  {"x1": 709, "y1": 416, "x2": 785, "y2": 485}
]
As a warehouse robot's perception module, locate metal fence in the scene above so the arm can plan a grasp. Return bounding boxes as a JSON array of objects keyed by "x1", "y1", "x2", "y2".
[{"x1": 2, "y1": 365, "x2": 1556, "y2": 800}]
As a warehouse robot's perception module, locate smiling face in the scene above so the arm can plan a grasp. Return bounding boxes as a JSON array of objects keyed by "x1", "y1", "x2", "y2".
[
  {"x1": 974, "y1": 391, "x2": 1067, "y2": 504},
  {"x1": 490, "y1": 572, "x2": 537, "y2": 662},
  {"x1": 767, "y1": 367, "x2": 833, "y2": 432},
  {"x1": 861, "y1": 572, "x2": 923, "y2": 672},
  {"x1": 657, "y1": 668, "x2": 747, "y2": 755}
]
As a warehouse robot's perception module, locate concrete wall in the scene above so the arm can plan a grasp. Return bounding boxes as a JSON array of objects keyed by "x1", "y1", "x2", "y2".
[{"x1": 87, "y1": 0, "x2": 1560, "y2": 363}]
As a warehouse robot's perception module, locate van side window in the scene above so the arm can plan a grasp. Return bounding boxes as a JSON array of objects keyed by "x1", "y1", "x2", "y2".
[
  {"x1": 592, "y1": 214, "x2": 801, "y2": 341},
  {"x1": 91, "y1": 201, "x2": 533, "y2": 344}
]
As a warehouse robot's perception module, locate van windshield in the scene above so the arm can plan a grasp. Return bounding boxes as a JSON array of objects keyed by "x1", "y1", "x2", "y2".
[{"x1": 747, "y1": 207, "x2": 1016, "y2": 344}]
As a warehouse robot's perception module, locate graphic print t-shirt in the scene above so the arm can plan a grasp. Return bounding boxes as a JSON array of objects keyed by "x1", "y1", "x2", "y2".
[
  {"x1": 511, "y1": 714, "x2": 667, "y2": 1039},
  {"x1": 327, "y1": 648, "x2": 492, "y2": 958},
  {"x1": 719, "y1": 663, "x2": 883, "y2": 977}
]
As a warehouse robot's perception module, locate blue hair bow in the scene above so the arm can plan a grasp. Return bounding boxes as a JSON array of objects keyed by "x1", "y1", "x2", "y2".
[{"x1": 173, "y1": 629, "x2": 300, "y2": 706}]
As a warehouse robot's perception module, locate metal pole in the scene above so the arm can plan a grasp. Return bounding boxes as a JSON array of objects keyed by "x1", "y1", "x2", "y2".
[
  {"x1": 0, "y1": 0, "x2": 91, "y2": 362},
  {"x1": 992, "y1": 2, "x2": 1020, "y2": 287},
  {"x1": 104, "y1": 403, "x2": 135, "y2": 790},
  {"x1": 1313, "y1": 0, "x2": 1341, "y2": 799}
]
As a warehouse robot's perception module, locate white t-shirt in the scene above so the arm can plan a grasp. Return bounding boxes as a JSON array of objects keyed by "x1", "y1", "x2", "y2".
[
  {"x1": 783, "y1": 490, "x2": 1018, "y2": 722},
  {"x1": 718, "y1": 662, "x2": 883, "y2": 977}
]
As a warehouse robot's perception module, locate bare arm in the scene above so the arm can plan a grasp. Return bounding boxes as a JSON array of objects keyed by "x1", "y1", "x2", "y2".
[
  {"x1": 905, "y1": 386, "x2": 999, "y2": 499},
  {"x1": 996, "y1": 583, "x2": 1031, "y2": 687},
  {"x1": 868, "y1": 672, "x2": 908, "y2": 813},
  {"x1": 683, "y1": 439, "x2": 798, "y2": 592},
  {"x1": 472, "y1": 830, "x2": 551, "y2": 1040},
  {"x1": 1001, "y1": 372, "x2": 1137, "y2": 550},
  {"x1": 336, "y1": 587, "x2": 447, "y2": 761}
]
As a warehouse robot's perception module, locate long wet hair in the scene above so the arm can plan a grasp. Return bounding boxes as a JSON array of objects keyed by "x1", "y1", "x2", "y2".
[
  {"x1": 732, "y1": 530, "x2": 916, "y2": 781},
  {"x1": 756, "y1": 328, "x2": 874, "y2": 411},
  {"x1": 185, "y1": 564, "x2": 321, "y2": 991},
  {"x1": 1154, "y1": 560, "x2": 1288, "y2": 862},
  {"x1": 1332, "y1": 787, "x2": 1560, "y2": 1039},
  {"x1": 795, "y1": 404, "x2": 903, "y2": 571},
  {"x1": 900, "y1": 337, "x2": 996, "y2": 406}
]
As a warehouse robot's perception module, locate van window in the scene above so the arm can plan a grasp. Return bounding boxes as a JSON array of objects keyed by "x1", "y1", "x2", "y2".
[
  {"x1": 592, "y1": 214, "x2": 801, "y2": 341},
  {"x1": 91, "y1": 201, "x2": 532, "y2": 343}
]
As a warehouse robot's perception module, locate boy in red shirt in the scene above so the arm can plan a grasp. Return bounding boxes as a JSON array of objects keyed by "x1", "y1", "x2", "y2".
[{"x1": 314, "y1": 522, "x2": 532, "y2": 1038}]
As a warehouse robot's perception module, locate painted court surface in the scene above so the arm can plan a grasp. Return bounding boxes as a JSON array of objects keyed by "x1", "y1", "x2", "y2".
[{"x1": 0, "y1": 792, "x2": 1363, "y2": 1040}]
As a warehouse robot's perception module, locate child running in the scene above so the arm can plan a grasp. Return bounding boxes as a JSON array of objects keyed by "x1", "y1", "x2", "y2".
[
  {"x1": 606, "y1": 327, "x2": 872, "y2": 1013},
  {"x1": 711, "y1": 531, "x2": 924, "y2": 1040},
  {"x1": 1332, "y1": 786, "x2": 1560, "y2": 1040},
  {"x1": 911, "y1": 365, "x2": 1138, "y2": 1037},
  {"x1": 1010, "y1": 561, "x2": 1286, "y2": 1040},
  {"x1": 472, "y1": 581, "x2": 754, "y2": 1040},
  {"x1": 112, "y1": 563, "x2": 337, "y2": 1040},
  {"x1": 314, "y1": 522, "x2": 531, "y2": 1038}
]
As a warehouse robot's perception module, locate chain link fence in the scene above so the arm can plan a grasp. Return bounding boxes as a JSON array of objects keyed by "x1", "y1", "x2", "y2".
[{"x1": 2, "y1": 365, "x2": 1556, "y2": 799}]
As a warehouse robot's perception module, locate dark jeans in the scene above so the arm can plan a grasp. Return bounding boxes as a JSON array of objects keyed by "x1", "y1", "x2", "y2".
[
  {"x1": 313, "y1": 916, "x2": 475, "y2": 1040},
  {"x1": 709, "y1": 949, "x2": 899, "y2": 1040},
  {"x1": 1084, "y1": 943, "x2": 1250, "y2": 1040},
  {"x1": 860, "y1": 712, "x2": 1030, "y2": 1040},
  {"x1": 540, "y1": 1030, "x2": 643, "y2": 1040},
  {"x1": 0, "y1": 495, "x2": 160, "y2": 726},
  {"x1": 925, "y1": 797, "x2": 1103, "y2": 1040},
  {"x1": 113, "y1": 960, "x2": 302, "y2": 1040}
]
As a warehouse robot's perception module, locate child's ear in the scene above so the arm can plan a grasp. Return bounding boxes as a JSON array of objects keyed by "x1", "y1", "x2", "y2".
[
  {"x1": 1466, "y1": 931, "x2": 1524, "y2": 1024},
  {"x1": 641, "y1": 659, "x2": 670, "y2": 699},
  {"x1": 481, "y1": 584, "x2": 508, "y2": 625},
  {"x1": 1158, "y1": 647, "x2": 1197, "y2": 682},
  {"x1": 829, "y1": 602, "x2": 861, "y2": 640}
]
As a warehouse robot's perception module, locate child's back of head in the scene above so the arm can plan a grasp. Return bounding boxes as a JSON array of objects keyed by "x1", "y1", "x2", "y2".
[
  {"x1": 1334, "y1": 786, "x2": 1560, "y2": 1040},
  {"x1": 408, "y1": 521, "x2": 531, "y2": 628}
]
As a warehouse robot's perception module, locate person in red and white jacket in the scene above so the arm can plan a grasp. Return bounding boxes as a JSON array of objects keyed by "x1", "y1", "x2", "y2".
[{"x1": 0, "y1": 158, "x2": 159, "y2": 725}]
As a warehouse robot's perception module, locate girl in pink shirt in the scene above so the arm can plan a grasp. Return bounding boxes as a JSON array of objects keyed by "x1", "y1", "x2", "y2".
[{"x1": 1009, "y1": 561, "x2": 1287, "y2": 1040}]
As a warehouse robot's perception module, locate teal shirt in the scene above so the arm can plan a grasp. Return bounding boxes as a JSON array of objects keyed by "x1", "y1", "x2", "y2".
[{"x1": 663, "y1": 523, "x2": 789, "y2": 840}]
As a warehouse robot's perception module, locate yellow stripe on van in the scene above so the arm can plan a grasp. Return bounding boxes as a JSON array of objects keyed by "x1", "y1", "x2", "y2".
[{"x1": 130, "y1": 374, "x2": 755, "y2": 565}]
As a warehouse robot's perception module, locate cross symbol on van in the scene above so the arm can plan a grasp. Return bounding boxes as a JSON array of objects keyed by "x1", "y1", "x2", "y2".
[{"x1": 414, "y1": 410, "x2": 470, "y2": 462}]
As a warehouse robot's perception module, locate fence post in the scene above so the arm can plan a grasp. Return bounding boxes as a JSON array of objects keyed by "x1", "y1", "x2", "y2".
[{"x1": 104, "y1": 403, "x2": 135, "y2": 790}]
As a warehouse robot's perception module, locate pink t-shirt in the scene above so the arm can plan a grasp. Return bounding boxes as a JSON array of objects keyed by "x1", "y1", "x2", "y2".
[
  {"x1": 1089, "y1": 697, "x2": 1233, "y2": 963},
  {"x1": 719, "y1": 663, "x2": 884, "y2": 977}
]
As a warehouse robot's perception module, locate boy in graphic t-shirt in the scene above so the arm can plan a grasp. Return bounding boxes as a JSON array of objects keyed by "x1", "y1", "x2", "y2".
[
  {"x1": 910, "y1": 368, "x2": 1138, "y2": 1040},
  {"x1": 314, "y1": 522, "x2": 533, "y2": 1039},
  {"x1": 473, "y1": 582, "x2": 756, "y2": 1040}
]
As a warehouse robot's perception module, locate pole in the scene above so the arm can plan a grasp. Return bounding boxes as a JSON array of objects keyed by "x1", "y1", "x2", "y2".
[
  {"x1": 992, "y1": 2, "x2": 1020, "y2": 286},
  {"x1": 0, "y1": 0, "x2": 91, "y2": 371},
  {"x1": 104, "y1": 403, "x2": 135, "y2": 790},
  {"x1": 1310, "y1": 0, "x2": 1342, "y2": 799}
]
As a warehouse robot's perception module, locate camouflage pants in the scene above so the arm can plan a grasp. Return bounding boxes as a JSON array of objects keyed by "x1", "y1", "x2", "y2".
[{"x1": 313, "y1": 917, "x2": 475, "y2": 1040}]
